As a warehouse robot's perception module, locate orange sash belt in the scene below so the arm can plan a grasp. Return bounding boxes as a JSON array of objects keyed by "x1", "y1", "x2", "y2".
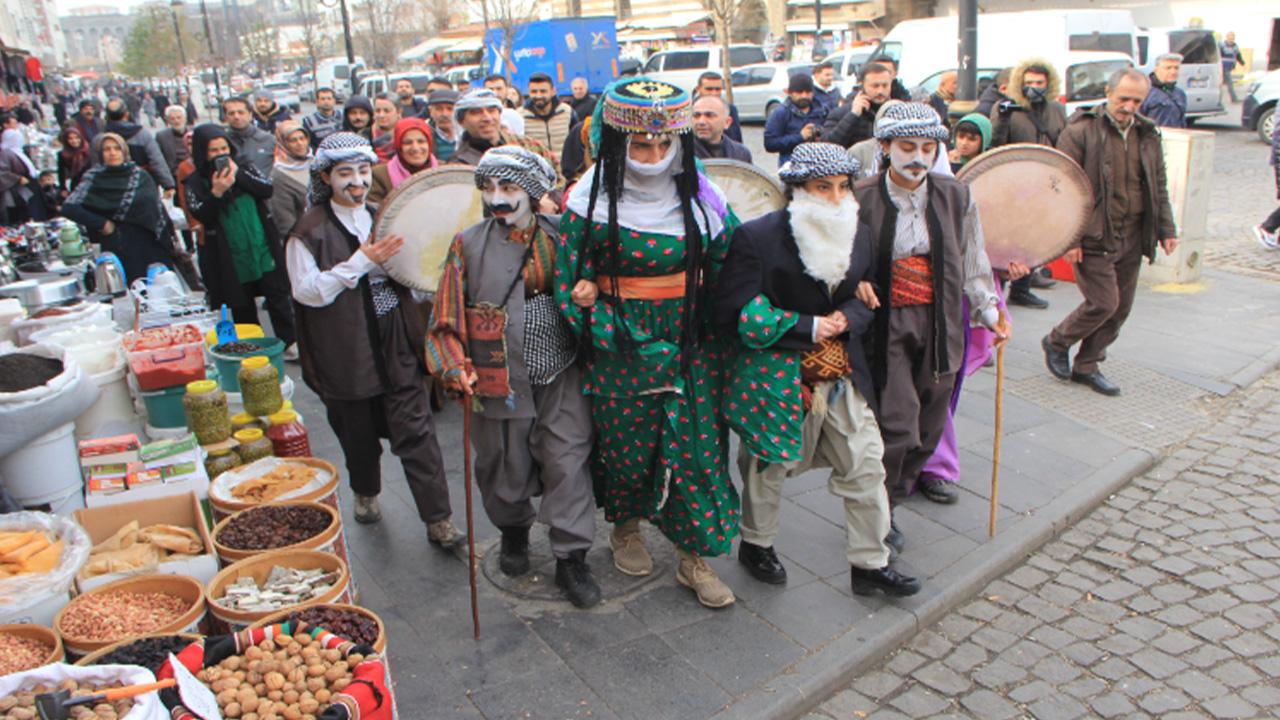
[
  {"x1": 598, "y1": 272, "x2": 687, "y2": 300},
  {"x1": 890, "y1": 256, "x2": 935, "y2": 308}
]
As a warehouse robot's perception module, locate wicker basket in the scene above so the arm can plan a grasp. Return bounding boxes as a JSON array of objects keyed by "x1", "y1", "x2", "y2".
[{"x1": 54, "y1": 574, "x2": 207, "y2": 658}]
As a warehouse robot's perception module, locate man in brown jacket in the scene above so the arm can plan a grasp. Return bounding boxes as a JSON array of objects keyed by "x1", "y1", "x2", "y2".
[{"x1": 1043, "y1": 69, "x2": 1178, "y2": 396}]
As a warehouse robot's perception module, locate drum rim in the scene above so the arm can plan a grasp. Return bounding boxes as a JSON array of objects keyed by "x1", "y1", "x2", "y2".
[{"x1": 372, "y1": 165, "x2": 479, "y2": 292}]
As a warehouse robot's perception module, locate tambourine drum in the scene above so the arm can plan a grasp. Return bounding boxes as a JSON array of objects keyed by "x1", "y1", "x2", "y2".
[
  {"x1": 700, "y1": 159, "x2": 786, "y2": 223},
  {"x1": 955, "y1": 144, "x2": 1092, "y2": 270},
  {"x1": 372, "y1": 166, "x2": 485, "y2": 292}
]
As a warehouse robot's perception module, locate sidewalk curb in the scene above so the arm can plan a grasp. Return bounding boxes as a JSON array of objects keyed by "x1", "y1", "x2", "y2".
[
  {"x1": 1226, "y1": 343, "x2": 1280, "y2": 389},
  {"x1": 708, "y1": 448, "x2": 1156, "y2": 720}
]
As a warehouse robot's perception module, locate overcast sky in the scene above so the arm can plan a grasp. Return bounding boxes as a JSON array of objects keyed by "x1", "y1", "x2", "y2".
[{"x1": 57, "y1": 0, "x2": 143, "y2": 14}]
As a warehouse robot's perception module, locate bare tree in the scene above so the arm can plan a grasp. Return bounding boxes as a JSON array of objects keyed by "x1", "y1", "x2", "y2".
[
  {"x1": 699, "y1": 0, "x2": 745, "y2": 102},
  {"x1": 295, "y1": 0, "x2": 324, "y2": 86},
  {"x1": 472, "y1": 0, "x2": 539, "y2": 82}
]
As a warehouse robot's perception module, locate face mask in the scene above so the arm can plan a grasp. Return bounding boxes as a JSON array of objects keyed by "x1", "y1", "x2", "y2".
[
  {"x1": 329, "y1": 161, "x2": 371, "y2": 206},
  {"x1": 1023, "y1": 86, "x2": 1047, "y2": 104},
  {"x1": 888, "y1": 143, "x2": 933, "y2": 184},
  {"x1": 482, "y1": 185, "x2": 533, "y2": 229}
]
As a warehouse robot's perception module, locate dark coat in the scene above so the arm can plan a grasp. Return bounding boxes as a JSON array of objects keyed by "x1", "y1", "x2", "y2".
[
  {"x1": 253, "y1": 103, "x2": 292, "y2": 134},
  {"x1": 974, "y1": 84, "x2": 1007, "y2": 118},
  {"x1": 716, "y1": 207, "x2": 879, "y2": 414},
  {"x1": 183, "y1": 126, "x2": 287, "y2": 310},
  {"x1": 1139, "y1": 80, "x2": 1187, "y2": 129},
  {"x1": 764, "y1": 99, "x2": 828, "y2": 165},
  {"x1": 693, "y1": 135, "x2": 753, "y2": 164},
  {"x1": 1056, "y1": 105, "x2": 1177, "y2": 260},
  {"x1": 991, "y1": 58, "x2": 1067, "y2": 147}
]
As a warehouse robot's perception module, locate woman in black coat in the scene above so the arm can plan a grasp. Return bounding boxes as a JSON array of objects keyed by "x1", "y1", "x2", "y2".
[{"x1": 184, "y1": 123, "x2": 296, "y2": 350}]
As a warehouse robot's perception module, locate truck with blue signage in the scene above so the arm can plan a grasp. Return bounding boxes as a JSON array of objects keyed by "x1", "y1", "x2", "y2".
[{"x1": 484, "y1": 17, "x2": 620, "y2": 95}]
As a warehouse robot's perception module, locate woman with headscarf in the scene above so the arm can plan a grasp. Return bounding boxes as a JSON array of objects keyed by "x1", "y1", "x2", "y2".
[
  {"x1": 0, "y1": 114, "x2": 37, "y2": 178},
  {"x1": 270, "y1": 120, "x2": 312, "y2": 236},
  {"x1": 368, "y1": 117, "x2": 436, "y2": 205},
  {"x1": 57, "y1": 126, "x2": 92, "y2": 197},
  {"x1": 61, "y1": 133, "x2": 176, "y2": 281},
  {"x1": 183, "y1": 123, "x2": 297, "y2": 357}
]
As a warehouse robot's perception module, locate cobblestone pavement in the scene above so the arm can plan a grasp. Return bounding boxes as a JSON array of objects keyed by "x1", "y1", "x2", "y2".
[
  {"x1": 1198, "y1": 128, "x2": 1280, "y2": 279},
  {"x1": 805, "y1": 371, "x2": 1280, "y2": 720}
]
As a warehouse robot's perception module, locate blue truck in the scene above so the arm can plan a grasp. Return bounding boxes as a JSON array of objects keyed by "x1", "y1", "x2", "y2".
[{"x1": 483, "y1": 17, "x2": 620, "y2": 95}]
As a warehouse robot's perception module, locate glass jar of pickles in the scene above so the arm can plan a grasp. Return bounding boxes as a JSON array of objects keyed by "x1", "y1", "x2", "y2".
[
  {"x1": 238, "y1": 356, "x2": 283, "y2": 417},
  {"x1": 205, "y1": 448, "x2": 241, "y2": 479},
  {"x1": 183, "y1": 379, "x2": 231, "y2": 444},
  {"x1": 231, "y1": 412, "x2": 267, "y2": 433},
  {"x1": 233, "y1": 428, "x2": 274, "y2": 464}
]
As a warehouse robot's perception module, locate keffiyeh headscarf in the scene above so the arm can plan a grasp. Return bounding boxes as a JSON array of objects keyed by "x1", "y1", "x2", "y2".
[
  {"x1": 778, "y1": 143, "x2": 862, "y2": 184},
  {"x1": 873, "y1": 102, "x2": 951, "y2": 143},
  {"x1": 474, "y1": 145, "x2": 556, "y2": 202},
  {"x1": 452, "y1": 89, "x2": 504, "y2": 127},
  {"x1": 308, "y1": 131, "x2": 377, "y2": 205}
]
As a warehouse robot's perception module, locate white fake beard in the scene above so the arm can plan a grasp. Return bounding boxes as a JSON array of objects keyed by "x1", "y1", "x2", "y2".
[{"x1": 788, "y1": 187, "x2": 860, "y2": 286}]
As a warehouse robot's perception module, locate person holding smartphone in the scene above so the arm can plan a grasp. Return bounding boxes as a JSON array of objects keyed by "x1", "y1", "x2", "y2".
[{"x1": 184, "y1": 123, "x2": 298, "y2": 360}]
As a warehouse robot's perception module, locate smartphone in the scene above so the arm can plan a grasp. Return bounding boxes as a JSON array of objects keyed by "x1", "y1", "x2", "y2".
[{"x1": 213, "y1": 155, "x2": 230, "y2": 175}]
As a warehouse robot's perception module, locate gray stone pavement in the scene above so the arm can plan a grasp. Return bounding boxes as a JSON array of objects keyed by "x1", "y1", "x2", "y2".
[
  {"x1": 802, "y1": 370, "x2": 1280, "y2": 720},
  {"x1": 270, "y1": 119, "x2": 1280, "y2": 719}
]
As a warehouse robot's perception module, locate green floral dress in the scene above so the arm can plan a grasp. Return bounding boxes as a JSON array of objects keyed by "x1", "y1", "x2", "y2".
[
  {"x1": 723, "y1": 295, "x2": 807, "y2": 465},
  {"x1": 555, "y1": 209, "x2": 740, "y2": 557}
]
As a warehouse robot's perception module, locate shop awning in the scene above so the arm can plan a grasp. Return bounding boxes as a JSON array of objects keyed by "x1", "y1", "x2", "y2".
[
  {"x1": 397, "y1": 37, "x2": 457, "y2": 63},
  {"x1": 445, "y1": 38, "x2": 484, "y2": 54},
  {"x1": 625, "y1": 11, "x2": 708, "y2": 30},
  {"x1": 618, "y1": 29, "x2": 677, "y2": 42}
]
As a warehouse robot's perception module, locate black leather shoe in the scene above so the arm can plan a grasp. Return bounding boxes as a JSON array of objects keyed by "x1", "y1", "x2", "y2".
[
  {"x1": 498, "y1": 526, "x2": 531, "y2": 577},
  {"x1": 1071, "y1": 371, "x2": 1121, "y2": 396},
  {"x1": 739, "y1": 541, "x2": 787, "y2": 584},
  {"x1": 851, "y1": 565, "x2": 922, "y2": 597},
  {"x1": 1042, "y1": 336, "x2": 1071, "y2": 380},
  {"x1": 1009, "y1": 289, "x2": 1050, "y2": 309},
  {"x1": 885, "y1": 521, "x2": 904, "y2": 555},
  {"x1": 917, "y1": 479, "x2": 958, "y2": 504},
  {"x1": 555, "y1": 550, "x2": 602, "y2": 608}
]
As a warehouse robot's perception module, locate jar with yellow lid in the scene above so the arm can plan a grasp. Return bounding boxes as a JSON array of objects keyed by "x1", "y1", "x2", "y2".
[
  {"x1": 233, "y1": 428, "x2": 274, "y2": 464},
  {"x1": 231, "y1": 412, "x2": 267, "y2": 433},
  {"x1": 183, "y1": 379, "x2": 231, "y2": 444},
  {"x1": 265, "y1": 410, "x2": 311, "y2": 458},
  {"x1": 238, "y1": 356, "x2": 283, "y2": 417},
  {"x1": 205, "y1": 448, "x2": 241, "y2": 480}
]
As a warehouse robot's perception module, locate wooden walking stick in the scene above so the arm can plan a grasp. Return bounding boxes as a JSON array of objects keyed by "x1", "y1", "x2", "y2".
[
  {"x1": 462, "y1": 363, "x2": 480, "y2": 640},
  {"x1": 990, "y1": 310, "x2": 1007, "y2": 538}
]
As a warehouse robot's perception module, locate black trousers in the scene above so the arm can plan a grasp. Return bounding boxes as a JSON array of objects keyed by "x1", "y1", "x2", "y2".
[
  {"x1": 1264, "y1": 205, "x2": 1280, "y2": 234},
  {"x1": 230, "y1": 268, "x2": 296, "y2": 345}
]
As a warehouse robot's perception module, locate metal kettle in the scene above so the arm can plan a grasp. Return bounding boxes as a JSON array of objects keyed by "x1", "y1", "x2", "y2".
[{"x1": 94, "y1": 253, "x2": 127, "y2": 296}]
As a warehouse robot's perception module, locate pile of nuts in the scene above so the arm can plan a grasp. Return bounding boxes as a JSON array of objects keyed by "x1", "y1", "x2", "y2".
[
  {"x1": 60, "y1": 590, "x2": 191, "y2": 642},
  {"x1": 196, "y1": 633, "x2": 363, "y2": 720},
  {"x1": 0, "y1": 633, "x2": 53, "y2": 675},
  {"x1": 214, "y1": 567, "x2": 339, "y2": 613},
  {"x1": 91, "y1": 635, "x2": 194, "y2": 673},
  {"x1": 0, "y1": 680, "x2": 135, "y2": 720},
  {"x1": 281, "y1": 607, "x2": 379, "y2": 647},
  {"x1": 218, "y1": 506, "x2": 332, "y2": 551}
]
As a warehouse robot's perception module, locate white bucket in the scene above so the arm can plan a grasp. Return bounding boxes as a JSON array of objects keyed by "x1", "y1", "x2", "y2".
[
  {"x1": 144, "y1": 422, "x2": 190, "y2": 442},
  {"x1": 0, "y1": 422, "x2": 83, "y2": 507},
  {"x1": 74, "y1": 362, "x2": 136, "y2": 440},
  {"x1": 48, "y1": 485, "x2": 85, "y2": 516}
]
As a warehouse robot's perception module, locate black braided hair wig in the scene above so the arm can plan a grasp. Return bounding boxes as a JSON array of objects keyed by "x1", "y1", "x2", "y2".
[{"x1": 582, "y1": 124, "x2": 706, "y2": 375}]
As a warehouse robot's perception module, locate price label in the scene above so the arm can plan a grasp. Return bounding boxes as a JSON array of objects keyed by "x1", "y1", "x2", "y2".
[{"x1": 168, "y1": 653, "x2": 223, "y2": 720}]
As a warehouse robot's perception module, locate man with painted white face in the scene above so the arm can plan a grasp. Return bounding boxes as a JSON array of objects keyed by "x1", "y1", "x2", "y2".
[
  {"x1": 426, "y1": 146, "x2": 600, "y2": 609},
  {"x1": 853, "y1": 103, "x2": 1008, "y2": 551},
  {"x1": 286, "y1": 132, "x2": 463, "y2": 547},
  {"x1": 717, "y1": 143, "x2": 919, "y2": 598}
]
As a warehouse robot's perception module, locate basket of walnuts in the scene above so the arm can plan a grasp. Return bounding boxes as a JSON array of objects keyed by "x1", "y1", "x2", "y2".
[{"x1": 155, "y1": 622, "x2": 392, "y2": 720}]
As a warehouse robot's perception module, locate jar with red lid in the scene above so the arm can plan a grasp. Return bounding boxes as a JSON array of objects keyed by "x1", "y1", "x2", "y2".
[{"x1": 266, "y1": 410, "x2": 311, "y2": 458}]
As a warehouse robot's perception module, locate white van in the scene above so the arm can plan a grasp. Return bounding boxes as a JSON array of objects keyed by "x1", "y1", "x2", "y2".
[
  {"x1": 642, "y1": 45, "x2": 768, "y2": 93},
  {"x1": 1136, "y1": 27, "x2": 1225, "y2": 120},
  {"x1": 869, "y1": 9, "x2": 1138, "y2": 89},
  {"x1": 314, "y1": 56, "x2": 367, "y2": 101}
]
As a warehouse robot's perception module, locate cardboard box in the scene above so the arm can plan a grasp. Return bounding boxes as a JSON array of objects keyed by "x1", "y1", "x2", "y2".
[
  {"x1": 84, "y1": 462, "x2": 210, "y2": 508},
  {"x1": 72, "y1": 491, "x2": 219, "y2": 593}
]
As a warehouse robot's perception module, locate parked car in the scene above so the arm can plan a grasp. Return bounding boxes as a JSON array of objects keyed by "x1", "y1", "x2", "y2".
[
  {"x1": 262, "y1": 81, "x2": 301, "y2": 113},
  {"x1": 1137, "y1": 26, "x2": 1225, "y2": 121},
  {"x1": 444, "y1": 64, "x2": 485, "y2": 89},
  {"x1": 823, "y1": 47, "x2": 875, "y2": 96},
  {"x1": 729, "y1": 62, "x2": 812, "y2": 122},
  {"x1": 1243, "y1": 68, "x2": 1279, "y2": 144},
  {"x1": 642, "y1": 44, "x2": 768, "y2": 93}
]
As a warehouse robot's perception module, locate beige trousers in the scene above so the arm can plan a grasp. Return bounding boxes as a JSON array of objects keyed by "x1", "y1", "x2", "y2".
[{"x1": 737, "y1": 378, "x2": 892, "y2": 570}]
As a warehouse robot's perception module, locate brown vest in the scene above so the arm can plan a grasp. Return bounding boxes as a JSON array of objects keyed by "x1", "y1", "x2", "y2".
[
  {"x1": 855, "y1": 172, "x2": 968, "y2": 389},
  {"x1": 290, "y1": 203, "x2": 426, "y2": 401}
]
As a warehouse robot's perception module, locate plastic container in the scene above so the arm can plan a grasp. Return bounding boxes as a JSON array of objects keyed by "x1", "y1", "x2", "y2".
[
  {"x1": 231, "y1": 412, "x2": 267, "y2": 433},
  {"x1": 226, "y1": 374, "x2": 295, "y2": 418},
  {"x1": 73, "y1": 361, "x2": 135, "y2": 440},
  {"x1": 140, "y1": 384, "x2": 188, "y2": 428},
  {"x1": 237, "y1": 356, "x2": 283, "y2": 417},
  {"x1": 0, "y1": 422, "x2": 81, "y2": 507},
  {"x1": 210, "y1": 337, "x2": 285, "y2": 393},
  {"x1": 204, "y1": 549, "x2": 352, "y2": 633},
  {"x1": 211, "y1": 501, "x2": 341, "y2": 565},
  {"x1": 0, "y1": 623, "x2": 65, "y2": 671},
  {"x1": 183, "y1": 379, "x2": 231, "y2": 444},
  {"x1": 123, "y1": 324, "x2": 207, "y2": 391},
  {"x1": 205, "y1": 448, "x2": 241, "y2": 480},
  {"x1": 204, "y1": 324, "x2": 264, "y2": 348},
  {"x1": 54, "y1": 573, "x2": 208, "y2": 658},
  {"x1": 232, "y1": 428, "x2": 274, "y2": 464},
  {"x1": 265, "y1": 410, "x2": 311, "y2": 458}
]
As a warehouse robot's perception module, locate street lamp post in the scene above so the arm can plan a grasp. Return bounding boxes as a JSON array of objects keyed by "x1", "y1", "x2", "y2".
[
  {"x1": 170, "y1": 0, "x2": 188, "y2": 71},
  {"x1": 198, "y1": 0, "x2": 222, "y2": 99}
]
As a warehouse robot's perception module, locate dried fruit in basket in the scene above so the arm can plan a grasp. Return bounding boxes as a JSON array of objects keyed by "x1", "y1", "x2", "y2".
[{"x1": 230, "y1": 465, "x2": 317, "y2": 503}]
